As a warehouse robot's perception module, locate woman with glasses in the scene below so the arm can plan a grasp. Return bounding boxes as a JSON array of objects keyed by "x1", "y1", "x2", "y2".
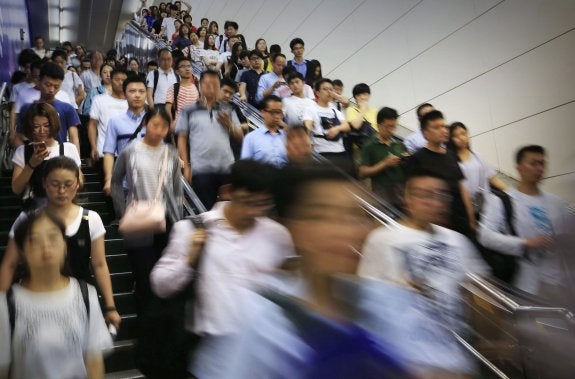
[
  {"x1": 11, "y1": 102, "x2": 83, "y2": 208},
  {"x1": 1, "y1": 156, "x2": 121, "y2": 329}
]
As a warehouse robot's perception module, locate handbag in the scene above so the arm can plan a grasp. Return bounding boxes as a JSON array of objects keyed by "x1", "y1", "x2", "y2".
[{"x1": 119, "y1": 147, "x2": 169, "y2": 237}]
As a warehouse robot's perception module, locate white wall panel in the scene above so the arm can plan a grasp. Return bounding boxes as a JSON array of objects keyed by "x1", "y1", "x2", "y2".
[
  {"x1": 541, "y1": 173, "x2": 575, "y2": 205},
  {"x1": 185, "y1": 0, "x2": 575, "y2": 201}
]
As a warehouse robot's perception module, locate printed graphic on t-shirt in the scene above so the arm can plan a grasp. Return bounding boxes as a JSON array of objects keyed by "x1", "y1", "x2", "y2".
[
  {"x1": 319, "y1": 113, "x2": 341, "y2": 141},
  {"x1": 528, "y1": 206, "x2": 554, "y2": 235}
]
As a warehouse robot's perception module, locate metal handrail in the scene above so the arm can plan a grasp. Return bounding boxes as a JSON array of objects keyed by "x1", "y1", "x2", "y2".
[{"x1": 0, "y1": 83, "x2": 8, "y2": 102}]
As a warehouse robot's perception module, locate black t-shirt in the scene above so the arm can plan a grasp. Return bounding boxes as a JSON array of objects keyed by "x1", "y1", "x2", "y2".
[
  {"x1": 406, "y1": 148, "x2": 471, "y2": 236},
  {"x1": 240, "y1": 69, "x2": 263, "y2": 107}
]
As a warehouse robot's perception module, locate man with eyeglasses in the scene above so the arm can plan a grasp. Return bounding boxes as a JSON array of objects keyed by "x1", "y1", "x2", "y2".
[
  {"x1": 359, "y1": 170, "x2": 488, "y2": 377},
  {"x1": 166, "y1": 57, "x2": 199, "y2": 130},
  {"x1": 238, "y1": 50, "x2": 265, "y2": 107},
  {"x1": 151, "y1": 160, "x2": 293, "y2": 378},
  {"x1": 146, "y1": 48, "x2": 179, "y2": 110},
  {"x1": 405, "y1": 110, "x2": 476, "y2": 237},
  {"x1": 241, "y1": 95, "x2": 287, "y2": 167}
]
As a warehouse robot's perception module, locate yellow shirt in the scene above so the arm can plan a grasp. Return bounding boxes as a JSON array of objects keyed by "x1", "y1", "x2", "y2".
[{"x1": 346, "y1": 106, "x2": 378, "y2": 131}]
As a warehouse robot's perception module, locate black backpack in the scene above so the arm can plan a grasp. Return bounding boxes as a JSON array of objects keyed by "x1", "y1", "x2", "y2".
[{"x1": 478, "y1": 188, "x2": 519, "y2": 283}]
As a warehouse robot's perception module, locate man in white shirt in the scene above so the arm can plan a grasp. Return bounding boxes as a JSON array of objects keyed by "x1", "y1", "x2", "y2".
[
  {"x1": 161, "y1": 4, "x2": 179, "y2": 42},
  {"x1": 216, "y1": 35, "x2": 241, "y2": 73},
  {"x1": 282, "y1": 72, "x2": 316, "y2": 127},
  {"x1": 151, "y1": 160, "x2": 294, "y2": 378},
  {"x1": 215, "y1": 21, "x2": 239, "y2": 53},
  {"x1": 404, "y1": 102, "x2": 434, "y2": 154},
  {"x1": 303, "y1": 78, "x2": 353, "y2": 173},
  {"x1": 88, "y1": 69, "x2": 128, "y2": 162},
  {"x1": 478, "y1": 145, "x2": 573, "y2": 299},
  {"x1": 146, "y1": 48, "x2": 179, "y2": 109}
]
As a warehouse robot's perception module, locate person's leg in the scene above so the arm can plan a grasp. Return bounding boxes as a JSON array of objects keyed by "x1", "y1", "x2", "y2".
[{"x1": 191, "y1": 173, "x2": 219, "y2": 210}]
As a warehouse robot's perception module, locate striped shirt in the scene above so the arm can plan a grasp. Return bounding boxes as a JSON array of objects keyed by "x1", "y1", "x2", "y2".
[{"x1": 166, "y1": 83, "x2": 199, "y2": 128}]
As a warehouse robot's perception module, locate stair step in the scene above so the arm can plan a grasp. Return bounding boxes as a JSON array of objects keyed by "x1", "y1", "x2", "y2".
[
  {"x1": 105, "y1": 369, "x2": 144, "y2": 379},
  {"x1": 106, "y1": 239, "x2": 125, "y2": 255},
  {"x1": 83, "y1": 182, "x2": 103, "y2": 192},
  {"x1": 110, "y1": 272, "x2": 134, "y2": 293},
  {"x1": 106, "y1": 254, "x2": 131, "y2": 273},
  {"x1": 114, "y1": 292, "x2": 137, "y2": 315},
  {"x1": 105, "y1": 339, "x2": 137, "y2": 374},
  {"x1": 117, "y1": 314, "x2": 138, "y2": 341}
]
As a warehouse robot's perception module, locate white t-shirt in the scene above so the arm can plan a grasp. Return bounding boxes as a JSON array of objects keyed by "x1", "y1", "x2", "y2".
[
  {"x1": 458, "y1": 152, "x2": 496, "y2": 211},
  {"x1": 218, "y1": 51, "x2": 232, "y2": 64},
  {"x1": 303, "y1": 103, "x2": 346, "y2": 153},
  {"x1": 12, "y1": 141, "x2": 81, "y2": 169},
  {"x1": 80, "y1": 69, "x2": 101, "y2": 93},
  {"x1": 9, "y1": 81, "x2": 35, "y2": 103},
  {"x1": 146, "y1": 69, "x2": 179, "y2": 105},
  {"x1": 0, "y1": 279, "x2": 113, "y2": 379},
  {"x1": 60, "y1": 71, "x2": 84, "y2": 109},
  {"x1": 14, "y1": 86, "x2": 73, "y2": 113},
  {"x1": 282, "y1": 96, "x2": 316, "y2": 127},
  {"x1": 9, "y1": 206, "x2": 105, "y2": 240},
  {"x1": 202, "y1": 50, "x2": 220, "y2": 71},
  {"x1": 162, "y1": 17, "x2": 177, "y2": 41},
  {"x1": 89, "y1": 93, "x2": 128, "y2": 157}
]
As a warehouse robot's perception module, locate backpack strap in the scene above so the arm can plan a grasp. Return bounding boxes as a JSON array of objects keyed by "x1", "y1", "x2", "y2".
[
  {"x1": 172, "y1": 83, "x2": 181, "y2": 120},
  {"x1": 491, "y1": 188, "x2": 517, "y2": 236},
  {"x1": 128, "y1": 115, "x2": 146, "y2": 142},
  {"x1": 152, "y1": 69, "x2": 160, "y2": 100},
  {"x1": 7, "y1": 287, "x2": 15, "y2": 341},
  {"x1": 59, "y1": 140, "x2": 65, "y2": 156},
  {"x1": 78, "y1": 279, "x2": 90, "y2": 320}
]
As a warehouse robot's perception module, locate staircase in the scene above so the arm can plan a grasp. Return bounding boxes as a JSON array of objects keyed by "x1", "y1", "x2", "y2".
[{"x1": 0, "y1": 165, "x2": 143, "y2": 378}]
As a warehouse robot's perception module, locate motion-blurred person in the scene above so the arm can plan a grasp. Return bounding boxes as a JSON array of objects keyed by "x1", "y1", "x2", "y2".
[
  {"x1": 80, "y1": 51, "x2": 104, "y2": 93},
  {"x1": 0, "y1": 208, "x2": 112, "y2": 379},
  {"x1": 51, "y1": 49, "x2": 86, "y2": 109},
  {"x1": 219, "y1": 78, "x2": 248, "y2": 160},
  {"x1": 1, "y1": 156, "x2": 120, "y2": 329},
  {"x1": 151, "y1": 160, "x2": 293, "y2": 378},
  {"x1": 241, "y1": 95, "x2": 287, "y2": 167},
  {"x1": 478, "y1": 145, "x2": 573, "y2": 301},
  {"x1": 448, "y1": 122, "x2": 507, "y2": 215},
  {"x1": 31, "y1": 36, "x2": 50, "y2": 59},
  {"x1": 282, "y1": 71, "x2": 316, "y2": 127},
  {"x1": 331, "y1": 79, "x2": 350, "y2": 111},
  {"x1": 346, "y1": 83, "x2": 377, "y2": 143},
  {"x1": 359, "y1": 107, "x2": 407, "y2": 209},
  {"x1": 405, "y1": 110, "x2": 476, "y2": 236},
  {"x1": 359, "y1": 170, "x2": 489, "y2": 377},
  {"x1": 404, "y1": 103, "x2": 435, "y2": 154},
  {"x1": 225, "y1": 165, "x2": 417, "y2": 378},
  {"x1": 146, "y1": 48, "x2": 178, "y2": 110},
  {"x1": 286, "y1": 124, "x2": 313, "y2": 165},
  {"x1": 176, "y1": 70, "x2": 243, "y2": 210}
]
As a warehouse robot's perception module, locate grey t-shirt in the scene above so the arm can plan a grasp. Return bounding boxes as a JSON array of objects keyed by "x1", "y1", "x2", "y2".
[{"x1": 176, "y1": 102, "x2": 239, "y2": 174}]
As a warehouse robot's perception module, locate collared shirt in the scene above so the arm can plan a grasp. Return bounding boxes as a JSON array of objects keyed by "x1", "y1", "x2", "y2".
[
  {"x1": 102, "y1": 109, "x2": 146, "y2": 155},
  {"x1": 404, "y1": 129, "x2": 427, "y2": 154},
  {"x1": 240, "y1": 126, "x2": 288, "y2": 167},
  {"x1": 256, "y1": 72, "x2": 291, "y2": 102},
  {"x1": 175, "y1": 101, "x2": 240, "y2": 174},
  {"x1": 290, "y1": 59, "x2": 308, "y2": 78},
  {"x1": 150, "y1": 201, "x2": 294, "y2": 335},
  {"x1": 146, "y1": 69, "x2": 179, "y2": 105}
]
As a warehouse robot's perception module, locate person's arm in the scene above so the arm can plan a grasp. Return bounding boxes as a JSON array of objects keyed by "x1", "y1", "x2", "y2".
[
  {"x1": 177, "y1": 133, "x2": 191, "y2": 183},
  {"x1": 346, "y1": 106, "x2": 367, "y2": 130},
  {"x1": 102, "y1": 154, "x2": 114, "y2": 196},
  {"x1": 332, "y1": 92, "x2": 350, "y2": 108},
  {"x1": 325, "y1": 120, "x2": 351, "y2": 140},
  {"x1": 459, "y1": 182, "x2": 477, "y2": 231},
  {"x1": 240, "y1": 134, "x2": 252, "y2": 160},
  {"x1": 68, "y1": 125, "x2": 81, "y2": 156},
  {"x1": 150, "y1": 220, "x2": 203, "y2": 298},
  {"x1": 238, "y1": 82, "x2": 248, "y2": 102},
  {"x1": 146, "y1": 87, "x2": 154, "y2": 109},
  {"x1": 0, "y1": 239, "x2": 19, "y2": 291},
  {"x1": 12, "y1": 146, "x2": 49, "y2": 195},
  {"x1": 90, "y1": 234, "x2": 120, "y2": 328},
  {"x1": 88, "y1": 119, "x2": 99, "y2": 162},
  {"x1": 110, "y1": 150, "x2": 128, "y2": 217},
  {"x1": 358, "y1": 154, "x2": 401, "y2": 178},
  {"x1": 85, "y1": 353, "x2": 105, "y2": 379}
]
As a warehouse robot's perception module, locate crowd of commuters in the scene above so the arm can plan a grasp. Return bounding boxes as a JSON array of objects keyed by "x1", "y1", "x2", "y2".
[{"x1": 1, "y1": 1, "x2": 573, "y2": 378}]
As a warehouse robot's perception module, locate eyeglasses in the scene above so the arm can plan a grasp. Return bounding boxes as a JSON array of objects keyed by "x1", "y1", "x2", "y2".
[{"x1": 47, "y1": 181, "x2": 77, "y2": 191}]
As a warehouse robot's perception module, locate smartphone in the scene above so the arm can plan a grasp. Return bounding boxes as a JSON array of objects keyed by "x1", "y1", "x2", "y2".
[{"x1": 32, "y1": 141, "x2": 47, "y2": 152}]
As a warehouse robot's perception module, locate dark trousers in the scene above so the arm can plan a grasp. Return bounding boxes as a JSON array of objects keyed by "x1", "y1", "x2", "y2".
[
  {"x1": 319, "y1": 152, "x2": 356, "y2": 178},
  {"x1": 192, "y1": 172, "x2": 230, "y2": 210}
]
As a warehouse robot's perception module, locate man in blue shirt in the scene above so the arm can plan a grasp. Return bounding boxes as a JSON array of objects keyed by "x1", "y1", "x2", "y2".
[
  {"x1": 241, "y1": 95, "x2": 287, "y2": 168},
  {"x1": 286, "y1": 38, "x2": 319, "y2": 86},
  {"x1": 102, "y1": 76, "x2": 147, "y2": 195},
  {"x1": 256, "y1": 53, "x2": 289, "y2": 102}
]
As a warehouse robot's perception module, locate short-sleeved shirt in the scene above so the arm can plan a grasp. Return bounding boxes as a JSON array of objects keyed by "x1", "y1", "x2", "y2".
[
  {"x1": 346, "y1": 106, "x2": 378, "y2": 132},
  {"x1": 61, "y1": 71, "x2": 84, "y2": 109},
  {"x1": 175, "y1": 102, "x2": 239, "y2": 174},
  {"x1": 282, "y1": 96, "x2": 316, "y2": 127},
  {"x1": 239, "y1": 69, "x2": 264, "y2": 106},
  {"x1": 102, "y1": 109, "x2": 146, "y2": 156},
  {"x1": 161, "y1": 17, "x2": 177, "y2": 41},
  {"x1": 9, "y1": 81, "x2": 34, "y2": 103},
  {"x1": 17, "y1": 100, "x2": 80, "y2": 144},
  {"x1": 89, "y1": 94, "x2": 128, "y2": 157},
  {"x1": 146, "y1": 69, "x2": 179, "y2": 105},
  {"x1": 14, "y1": 86, "x2": 73, "y2": 113},
  {"x1": 80, "y1": 69, "x2": 101, "y2": 93},
  {"x1": 166, "y1": 83, "x2": 199, "y2": 128},
  {"x1": 360, "y1": 138, "x2": 407, "y2": 189},
  {"x1": 303, "y1": 103, "x2": 346, "y2": 154},
  {"x1": 12, "y1": 141, "x2": 80, "y2": 169}
]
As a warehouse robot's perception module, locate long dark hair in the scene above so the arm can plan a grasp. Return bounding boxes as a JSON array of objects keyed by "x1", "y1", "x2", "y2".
[{"x1": 447, "y1": 121, "x2": 470, "y2": 161}]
